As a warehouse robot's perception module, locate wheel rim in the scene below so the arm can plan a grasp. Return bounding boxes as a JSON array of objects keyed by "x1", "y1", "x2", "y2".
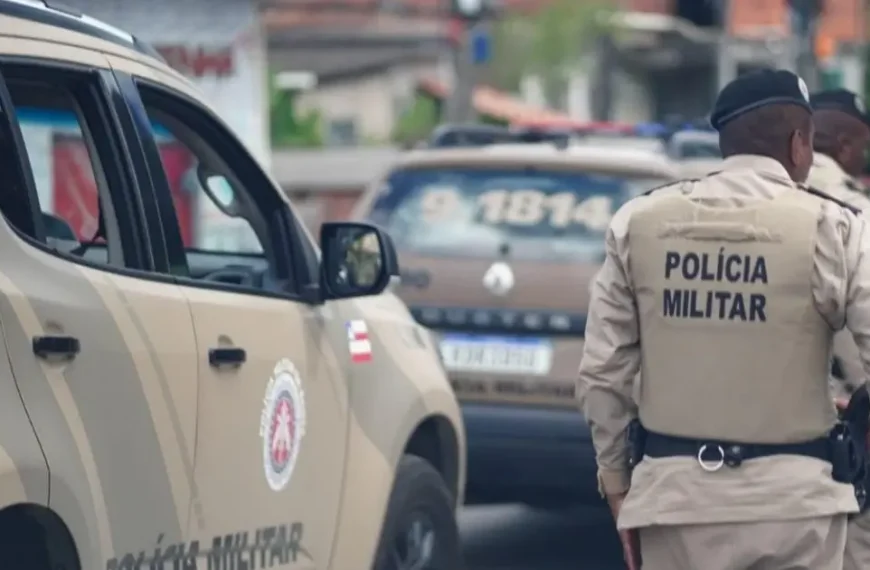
[{"x1": 390, "y1": 510, "x2": 437, "y2": 570}]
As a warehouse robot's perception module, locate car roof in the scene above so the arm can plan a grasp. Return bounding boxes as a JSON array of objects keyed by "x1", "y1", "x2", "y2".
[
  {"x1": 392, "y1": 143, "x2": 680, "y2": 179},
  {"x1": 0, "y1": 0, "x2": 208, "y2": 116},
  {"x1": 0, "y1": 0, "x2": 198, "y2": 88},
  {"x1": 0, "y1": 0, "x2": 162, "y2": 58},
  {"x1": 670, "y1": 130, "x2": 719, "y2": 144}
]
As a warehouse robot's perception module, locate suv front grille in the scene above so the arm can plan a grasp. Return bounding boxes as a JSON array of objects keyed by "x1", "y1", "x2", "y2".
[{"x1": 409, "y1": 306, "x2": 586, "y2": 336}]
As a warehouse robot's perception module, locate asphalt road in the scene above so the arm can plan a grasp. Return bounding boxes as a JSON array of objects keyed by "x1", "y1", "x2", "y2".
[{"x1": 459, "y1": 504, "x2": 625, "y2": 570}]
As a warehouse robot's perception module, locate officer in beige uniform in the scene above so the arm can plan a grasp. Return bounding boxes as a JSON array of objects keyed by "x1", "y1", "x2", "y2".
[
  {"x1": 806, "y1": 90, "x2": 870, "y2": 407},
  {"x1": 577, "y1": 69, "x2": 870, "y2": 570},
  {"x1": 807, "y1": 89, "x2": 870, "y2": 210}
]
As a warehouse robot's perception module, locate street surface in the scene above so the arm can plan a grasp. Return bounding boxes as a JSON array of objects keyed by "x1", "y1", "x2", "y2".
[{"x1": 459, "y1": 504, "x2": 624, "y2": 570}]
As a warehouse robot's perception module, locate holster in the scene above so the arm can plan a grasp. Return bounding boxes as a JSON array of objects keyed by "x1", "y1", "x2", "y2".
[
  {"x1": 626, "y1": 419, "x2": 647, "y2": 472},
  {"x1": 834, "y1": 384, "x2": 870, "y2": 512}
]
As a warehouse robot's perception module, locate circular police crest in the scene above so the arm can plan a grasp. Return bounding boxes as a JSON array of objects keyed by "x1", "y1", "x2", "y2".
[
  {"x1": 259, "y1": 359, "x2": 307, "y2": 492},
  {"x1": 856, "y1": 95, "x2": 866, "y2": 114},
  {"x1": 797, "y1": 76, "x2": 810, "y2": 102}
]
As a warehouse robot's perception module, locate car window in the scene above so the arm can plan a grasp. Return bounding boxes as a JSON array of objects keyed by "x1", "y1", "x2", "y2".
[
  {"x1": 134, "y1": 84, "x2": 298, "y2": 293},
  {"x1": 670, "y1": 135, "x2": 721, "y2": 159},
  {"x1": 367, "y1": 166, "x2": 668, "y2": 261},
  {"x1": 1, "y1": 72, "x2": 128, "y2": 267},
  {"x1": 144, "y1": 113, "x2": 262, "y2": 255}
]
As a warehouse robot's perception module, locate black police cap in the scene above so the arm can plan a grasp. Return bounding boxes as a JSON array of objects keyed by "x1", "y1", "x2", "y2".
[
  {"x1": 710, "y1": 69, "x2": 812, "y2": 132},
  {"x1": 810, "y1": 88, "x2": 870, "y2": 126}
]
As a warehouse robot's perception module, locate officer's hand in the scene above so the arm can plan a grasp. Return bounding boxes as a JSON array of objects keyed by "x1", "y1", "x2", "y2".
[
  {"x1": 835, "y1": 397, "x2": 849, "y2": 412},
  {"x1": 606, "y1": 493, "x2": 641, "y2": 570}
]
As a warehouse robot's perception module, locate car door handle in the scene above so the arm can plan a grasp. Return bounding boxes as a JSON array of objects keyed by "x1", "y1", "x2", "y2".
[
  {"x1": 32, "y1": 335, "x2": 80, "y2": 360},
  {"x1": 208, "y1": 347, "x2": 246, "y2": 367}
]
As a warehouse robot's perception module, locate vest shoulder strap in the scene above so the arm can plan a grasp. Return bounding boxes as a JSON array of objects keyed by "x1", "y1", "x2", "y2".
[
  {"x1": 801, "y1": 185, "x2": 862, "y2": 215},
  {"x1": 641, "y1": 171, "x2": 722, "y2": 197},
  {"x1": 641, "y1": 181, "x2": 680, "y2": 197}
]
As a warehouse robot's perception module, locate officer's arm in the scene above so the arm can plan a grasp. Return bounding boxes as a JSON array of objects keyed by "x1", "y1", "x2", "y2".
[
  {"x1": 577, "y1": 206, "x2": 640, "y2": 497},
  {"x1": 841, "y1": 213, "x2": 870, "y2": 383}
]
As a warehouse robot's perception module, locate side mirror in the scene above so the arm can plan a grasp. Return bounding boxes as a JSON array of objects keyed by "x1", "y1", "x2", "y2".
[{"x1": 319, "y1": 222, "x2": 399, "y2": 301}]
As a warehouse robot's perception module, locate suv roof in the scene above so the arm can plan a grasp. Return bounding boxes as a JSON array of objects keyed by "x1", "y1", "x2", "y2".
[
  {"x1": 0, "y1": 0, "x2": 164, "y2": 60},
  {"x1": 400, "y1": 135, "x2": 678, "y2": 179}
]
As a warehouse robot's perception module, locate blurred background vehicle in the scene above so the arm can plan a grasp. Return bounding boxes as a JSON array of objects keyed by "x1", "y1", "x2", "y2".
[{"x1": 350, "y1": 124, "x2": 678, "y2": 508}]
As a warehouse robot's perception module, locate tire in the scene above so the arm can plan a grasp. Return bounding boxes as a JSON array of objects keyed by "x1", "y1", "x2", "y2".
[
  {"x1": 0, "y1": 514, "x2": 51, "y2": 570},
  {"x1": 372, "y1": 454, "x2": 462, "y2": 570}
]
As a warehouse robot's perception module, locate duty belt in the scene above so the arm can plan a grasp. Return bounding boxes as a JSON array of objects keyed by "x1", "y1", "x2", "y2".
[{"x1": 642, "y1": 431, "x2": 830, "y2": 472}]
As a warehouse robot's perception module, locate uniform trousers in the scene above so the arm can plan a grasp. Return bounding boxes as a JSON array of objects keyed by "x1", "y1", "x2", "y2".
[
  {"x1": 638, "y1": 515, "x2": 847, "y2": 570},
  {"x1": 845, "y1": 511, "x2": 870, "y2": 570}
]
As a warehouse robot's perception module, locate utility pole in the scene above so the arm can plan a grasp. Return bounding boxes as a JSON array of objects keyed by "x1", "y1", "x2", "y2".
[
  {"x1": 443, "y1": 0, "x2": 489, "y2": 123},
  {"x1": 789, "y1": 0, "x2": 824, "y2": 91},
  {"x1": 714, "y1": 0, "x2": 734, "y2": 93}
]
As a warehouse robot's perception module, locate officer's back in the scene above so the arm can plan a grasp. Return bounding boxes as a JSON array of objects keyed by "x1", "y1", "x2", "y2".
[{"x1": 578, "y1": 69, "x2": 870, "y2": 570}]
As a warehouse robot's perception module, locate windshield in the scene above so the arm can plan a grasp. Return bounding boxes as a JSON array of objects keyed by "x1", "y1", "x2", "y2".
[
  {"x1": 368, "y1": 166, "x2": 669, "y2": 261},
  {"x1": 671, "y1": 136, "x2": 721, "y2": 159}
]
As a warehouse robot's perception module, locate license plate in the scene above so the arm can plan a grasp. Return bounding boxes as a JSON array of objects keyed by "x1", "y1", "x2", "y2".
[{"x1": 439, "y1": 335, "x2": 553, "y2": 375}]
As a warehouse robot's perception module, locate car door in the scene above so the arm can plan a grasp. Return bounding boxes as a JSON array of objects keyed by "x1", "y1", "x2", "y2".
[
  {"x1": 113, "y1": 64, "x2": 349, "y2": 568},
  {"x1": 0, "y1": 57, "x2": 198, "y2": 568}
]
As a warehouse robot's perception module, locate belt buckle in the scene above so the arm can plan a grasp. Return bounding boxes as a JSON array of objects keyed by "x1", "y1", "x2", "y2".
[{"x1": 697, "y1": 443, "x2": 726, "y2": 472}]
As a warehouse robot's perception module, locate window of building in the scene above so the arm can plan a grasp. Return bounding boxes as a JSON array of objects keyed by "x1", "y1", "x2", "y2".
[{"x1": 327, "y1": 118, "x2": 358, "y2": 147}]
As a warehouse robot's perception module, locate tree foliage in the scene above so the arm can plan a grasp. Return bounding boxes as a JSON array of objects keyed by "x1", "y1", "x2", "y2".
[
  {"x1": 490, "y1": 0, "x2": 615, "y2": 108},
  {"x1": 269, "y1": 72, "x2": 324, "y2": 148},
  {"x1": 392, "y1": 93, "x2": 440, "y2": 145}
]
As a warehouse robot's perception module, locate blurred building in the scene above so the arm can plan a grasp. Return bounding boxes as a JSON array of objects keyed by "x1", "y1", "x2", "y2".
[
  {"x1": 565, "y1": 0, "x2": 866, "y2": 122},
  {"x1": 272, "y1": 146, "x2": 401, "y2": 230},
  {"x1": 264, "y1": 0, "x2": 868, "y2": 135},
  {"x1": 61, "y1": 0, "x2": 269, "y2": 165},
  {"x1": 264, "y1": 2, "x2": 454, "y2": 144}
]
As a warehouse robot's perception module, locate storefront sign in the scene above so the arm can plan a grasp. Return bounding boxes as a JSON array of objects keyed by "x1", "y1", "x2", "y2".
[{"x1": 154, "y1": 44, "x2": 234, "y2": 77}]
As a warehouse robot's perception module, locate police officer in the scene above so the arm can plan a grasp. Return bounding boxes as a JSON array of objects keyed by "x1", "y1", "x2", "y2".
[
  {"x1": 807, "y1": 88, "x2": 870, "y2": 209},
  {"x1": 577, "y1": 69, "x2": 870, "y2": 570},
  {"x1": 806, "y1": 90, "x2": 870, "y2": 407}
]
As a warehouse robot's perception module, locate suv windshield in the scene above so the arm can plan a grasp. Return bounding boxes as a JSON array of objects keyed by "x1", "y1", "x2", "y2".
[
  {"x1": 670, "y1": 135, "x2": 721, "y2": 159},
  {"x1": 368, "y1": 166, "x2": 669, "y2": 261}
]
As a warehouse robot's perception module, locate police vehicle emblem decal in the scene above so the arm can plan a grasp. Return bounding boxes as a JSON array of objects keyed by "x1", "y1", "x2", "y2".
[
  {"x1": 797, "y1": 76, "x2": 810, "y2": 102},
  {"x1": 857, "y1": 95, "x2": 866, "y2": 114},
  {"x1": 259, "y1": 359, "x2": 307, "y2": 492},
  {"x1": 482, "y1": 261, "x2": 515, "y2": 296}
]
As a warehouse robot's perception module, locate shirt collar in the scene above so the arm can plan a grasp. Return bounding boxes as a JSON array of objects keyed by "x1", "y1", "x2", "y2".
[{"x1": 720, "y1": 154, "x2": 793, "y2": 183}]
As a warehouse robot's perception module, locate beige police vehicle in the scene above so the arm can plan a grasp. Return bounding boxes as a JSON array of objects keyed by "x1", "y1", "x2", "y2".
[
  {"x1": 352, "y1": 125, "x2": 678, "y2": 508},
  {"x1": 0, "y1": 2, "x2": 465, "y2": 569}
]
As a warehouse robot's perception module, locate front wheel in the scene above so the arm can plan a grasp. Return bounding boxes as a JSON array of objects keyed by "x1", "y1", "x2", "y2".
[{"x1": 372, "y1": 455, "x2": 462, "y2": 570}]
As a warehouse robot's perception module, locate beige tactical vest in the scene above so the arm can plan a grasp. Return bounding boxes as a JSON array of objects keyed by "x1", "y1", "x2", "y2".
[{"x1": 628, "y1": 191, "x2": 836, "y2": 444}]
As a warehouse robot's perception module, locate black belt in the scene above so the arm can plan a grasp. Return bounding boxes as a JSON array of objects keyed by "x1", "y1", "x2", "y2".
[{"x1": 644, "y1": 431, "x2": 830, "y2": 470}]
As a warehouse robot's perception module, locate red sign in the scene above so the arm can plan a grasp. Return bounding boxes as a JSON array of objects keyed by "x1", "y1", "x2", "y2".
[{"x1": 154, "y1": 45, "x2": 234, "y2": 78}]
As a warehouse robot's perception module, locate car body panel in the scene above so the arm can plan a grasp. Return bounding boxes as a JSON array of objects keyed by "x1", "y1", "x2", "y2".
[
  {"x1": 177, "y1": 283, "x2": 347, "y2": 569},
  {"x1": 0, "y1": 6, "x2": 465, "y2": 568},
  {"x1": 0, "y1": 219, "x2": 197, "y2": 568},
  {"x1": 324, "y1": 292, "x2": 465, "y2": 567}
]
